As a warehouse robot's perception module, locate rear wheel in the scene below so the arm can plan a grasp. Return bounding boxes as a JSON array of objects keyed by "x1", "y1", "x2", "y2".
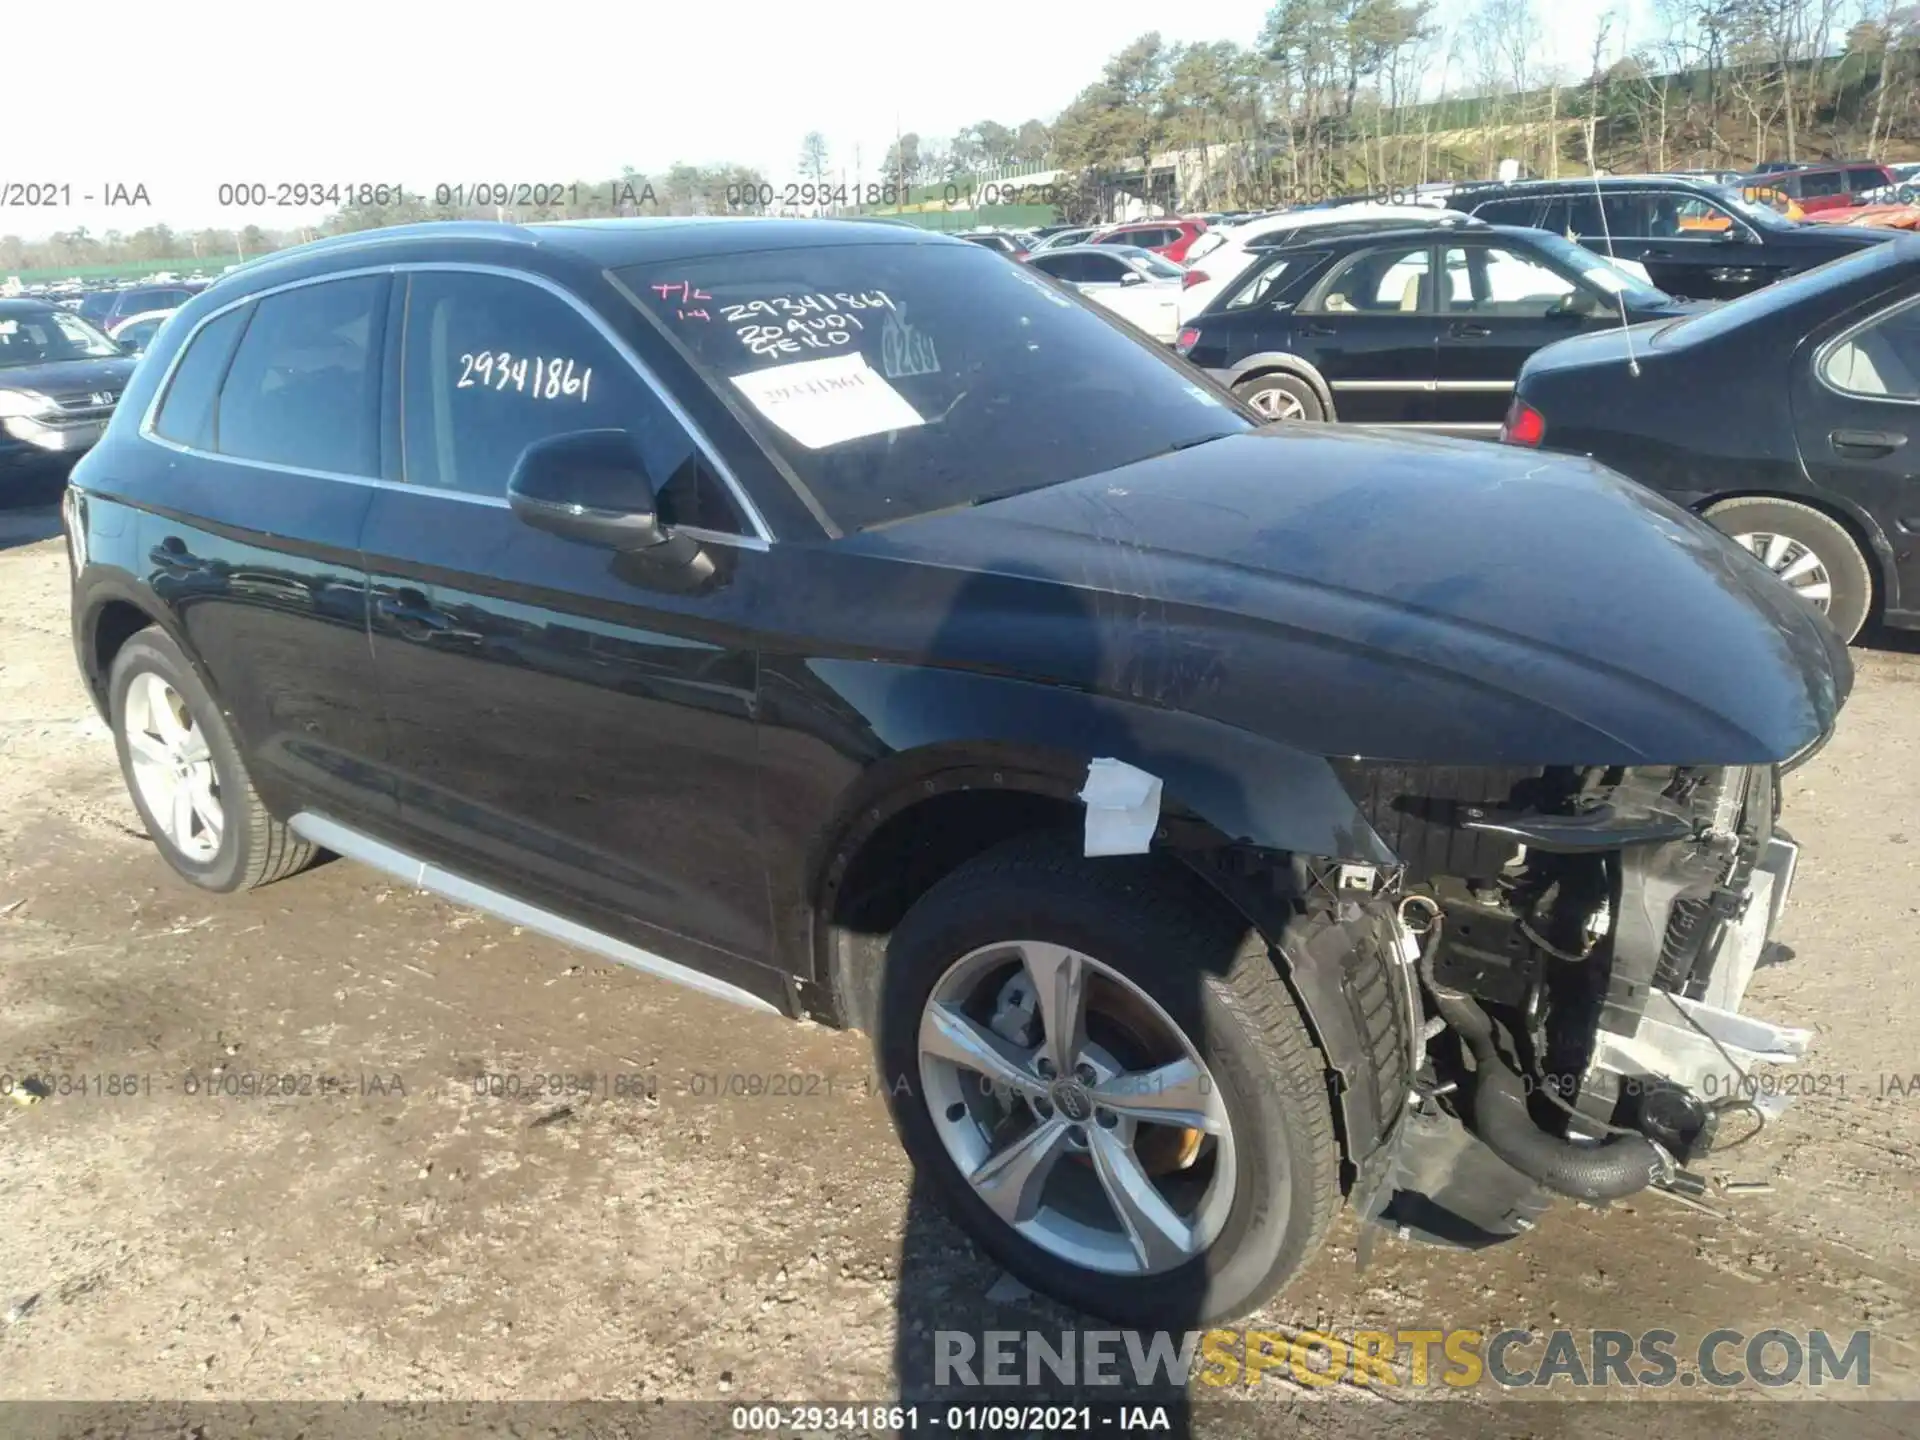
[
  {"x1": 1235, "y1": 372, "x2": 1326, "y2": 423},
  {"x1": 876, "y1": 837, "x2": 1340, "y2": 1325},
  {"x1": 1703, "y1": 496, "x2": 1874, "y2": 644}
]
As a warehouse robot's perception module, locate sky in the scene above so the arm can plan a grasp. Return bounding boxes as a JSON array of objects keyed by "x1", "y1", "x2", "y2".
[{"x1": 13, "y1": 0, "x2": 1648, "y2": 242}]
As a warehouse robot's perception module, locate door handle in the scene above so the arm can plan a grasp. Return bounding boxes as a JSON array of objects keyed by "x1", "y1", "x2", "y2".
[
  {"x1": 1641, "y1": 248, "x2": 1674, "y2": 259},
  {"x1": 1708, "y1": 268, "x2": 1754, "y2": 285},
  {"x1": 1831, "y1": 428, "x2": 1909, "y2": 456},
  {"x1": 1449, "y1": 322, "x2": 1492, "y2": 338},
  {"x1": 376, "y1": 589, "x2": 454, "y2": 636},
  {"x1": 1298, "y1": 323, "x2": 1337, "y2": 337}
]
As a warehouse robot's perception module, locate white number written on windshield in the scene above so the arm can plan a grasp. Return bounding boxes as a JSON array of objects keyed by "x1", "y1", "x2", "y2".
[{"x1": 455, "y1": 351, "x2": 594, "y2": 401}]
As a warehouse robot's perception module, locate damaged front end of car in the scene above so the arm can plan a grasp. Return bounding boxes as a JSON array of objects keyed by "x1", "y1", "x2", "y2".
[{"x1": 1313, "y1": 756, "x2": 1817, "y2": 1245}]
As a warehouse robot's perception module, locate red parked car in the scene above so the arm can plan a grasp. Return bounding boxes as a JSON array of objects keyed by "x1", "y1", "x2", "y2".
[
  {"x1": 1087, "y1": 217, "x2": 1209, "y2": 263},
  {"x1": 1745, "y1": 162, "x2": 1896, "y2": 214}
]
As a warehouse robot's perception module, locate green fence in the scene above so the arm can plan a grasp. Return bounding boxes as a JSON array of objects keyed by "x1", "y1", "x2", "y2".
[{"x1": 11, "y1": 256, "x2": 237, "y2": 283}]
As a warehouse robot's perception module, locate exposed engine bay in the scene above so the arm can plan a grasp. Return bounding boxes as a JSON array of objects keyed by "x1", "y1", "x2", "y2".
[{"x1": 1314, "y1": 760, "x2": 1810, "y2": 1237}]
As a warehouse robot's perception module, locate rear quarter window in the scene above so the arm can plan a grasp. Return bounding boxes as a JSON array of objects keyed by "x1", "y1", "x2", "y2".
[{"x1": 152, "y1": 306, "x2": 251, "y2": 449}]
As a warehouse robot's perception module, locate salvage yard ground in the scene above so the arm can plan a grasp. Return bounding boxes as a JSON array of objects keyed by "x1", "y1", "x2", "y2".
[{"x1": 1, "y1": 498, "x2": 1918, "y2": 1433}]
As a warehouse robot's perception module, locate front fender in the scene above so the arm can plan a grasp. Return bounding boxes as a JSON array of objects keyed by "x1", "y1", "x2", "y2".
[{"x1": 801, "y1": 658, "x2": 1392, "y2": 866}]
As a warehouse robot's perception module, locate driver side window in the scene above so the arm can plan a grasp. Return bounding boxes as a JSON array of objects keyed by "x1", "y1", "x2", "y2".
[{"x1": 399, "y1": 270, "x2": 743, "y2": 531}]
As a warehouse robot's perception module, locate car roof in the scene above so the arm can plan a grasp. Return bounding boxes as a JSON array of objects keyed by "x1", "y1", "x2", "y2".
[
  {"x1": 1034, "y1": 244, "x2": 1159, "y2": 260},
  {"x1": 0, "y1": 298, "x2": 58, "y2": 315}
]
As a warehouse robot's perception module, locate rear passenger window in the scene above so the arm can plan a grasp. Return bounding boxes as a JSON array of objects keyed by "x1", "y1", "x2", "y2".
[
  {"x1": 153, "y1": 306, "x2": 250, "y2": 450},
  {"x1": 215, "y1": 276, "x2": 386, "y2": 475},
  {"x1": 1823, "y1": 300, "x2": 1920, "y2": 400},
  {"x1": 400, "y1": 270, "x2": 742, "y2": 531},
  {"x1": 1798, "y1": 170, "x2": 1845, "y2": 198}
]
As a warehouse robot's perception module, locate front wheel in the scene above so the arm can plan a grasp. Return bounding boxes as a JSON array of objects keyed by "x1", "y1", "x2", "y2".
[
  {"x1": 875, "y1": 837, "x2": 1340, "y2": 1326},
  {"x1": 1703, "y1": 496, "x2": 1874, "y2": 644}
]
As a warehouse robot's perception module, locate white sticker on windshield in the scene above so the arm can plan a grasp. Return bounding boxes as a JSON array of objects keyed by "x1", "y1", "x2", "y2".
[{"x1": 730, "y1": 352, "x2": 926, "y2": 450}]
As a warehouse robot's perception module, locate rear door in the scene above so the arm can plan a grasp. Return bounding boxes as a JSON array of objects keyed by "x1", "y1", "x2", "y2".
[
  {"x1": 359, "y1": 265, "x2": 776, "y2": 981},
  {"x1": 136, "y1": 274, "x2": 393, "y2": 826},
  {"x1": 1793, "y1": 291, "x2": 1920, "y2": 618},
  {"x1": 1432, "y1": 241, "x2": 1609, "y2": 432},
  {"x1": 1284, "y1": 240, "x2": 1439, "y2": 425}
]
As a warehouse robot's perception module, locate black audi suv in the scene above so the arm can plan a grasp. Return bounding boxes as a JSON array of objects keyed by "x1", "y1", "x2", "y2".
[{"x1": 65, "y1": 218, "x2": 1849, "y2": 1325}]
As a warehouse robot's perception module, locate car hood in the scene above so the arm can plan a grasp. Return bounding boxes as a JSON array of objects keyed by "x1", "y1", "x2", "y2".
[
  {"x1": 0, "y1": 355, "x2": 137, "y2": 398},
  {"x1": 853, "y1": 428, "x2": 1850, "y2": 766}
]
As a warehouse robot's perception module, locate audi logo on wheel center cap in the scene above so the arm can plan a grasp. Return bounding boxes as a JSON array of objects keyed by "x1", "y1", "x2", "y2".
[{"x1": 1049, "y1": 1078, "x2": 1095, "y2": 1123}]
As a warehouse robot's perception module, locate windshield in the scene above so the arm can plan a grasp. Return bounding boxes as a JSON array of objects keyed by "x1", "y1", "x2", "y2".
[
  {"x1": 1128, "y1": 250, "x2": 1187, "y2": 280},
  {"x1": 1526, "y1": 231, "x2": 1673, "y2": 303},
  {"x1": 0, "y1": 308, "x2": 122, "y2": 367},
  {"x1": 622, "y1": 241, "x2": 1247, "y2": 532}
]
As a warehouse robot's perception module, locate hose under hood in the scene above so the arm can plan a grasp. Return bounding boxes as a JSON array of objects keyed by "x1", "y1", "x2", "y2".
[{"x1": 1416, "y1": 917, "x2": 1665, "y2": 1204}]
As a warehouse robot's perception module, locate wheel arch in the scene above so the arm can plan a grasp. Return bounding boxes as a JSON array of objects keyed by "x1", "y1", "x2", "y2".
[
  {"x1": 76, "y1": 582, "x2": 188, "y2": 718},
  {"x1": 1226, "y1": 352, "x2": 1338, "y2": 420},
  {"x1": 1698, "y1": 487, "x2": 1899, "y2": 619}
]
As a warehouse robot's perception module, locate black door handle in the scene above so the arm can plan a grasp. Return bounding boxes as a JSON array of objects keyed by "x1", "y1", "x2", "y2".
[
  {"x1": 1298, "y1": 322, "x2": 1337, "y2": 337},
  {"x1": 1449, "y1": 322, "x2": 1492, "y2": 338},
  {"x1": 1831, "y1": 428, "x2": 1909, "y2": 456}
]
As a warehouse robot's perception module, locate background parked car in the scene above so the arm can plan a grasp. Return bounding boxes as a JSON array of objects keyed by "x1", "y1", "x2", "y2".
[
  {"x1": 1025, "y1": 244, "x2": 1186, "y2": 343},
  {"x1": 0, "y1": 299, "x2": 135, "y2": 492},
  {"x1": 1030, "y1": 226, "x2": 1097, "y2": 254},
  {"x1": 1176, "y1": 222, "x2": 1696, "y2": 433},
  {"x1": 1178, "y1": 203, "x2": 1465, "y2": 322},
  {"x1": 957, "y1": 230, "x2": 1036, "y2": 261},
  {"x1": 1449, "y1": 177, "x2": 1894, "y2": 298},
  {"x1": 1087, "y1": 217, "x2": 1208, "y2": 262},
  {"x1": 78, "y1": 283, "x2": 198, "y2": 335},
  {"x1": 1740, "y1": 161, "x2": 1896, "y2": 214},
  {"x1": 1502, "y1": 235, "x2": 1920, "y2": 643},
  {"x1": 107, "y1": 308, "x2": 179, "y2": 357}
]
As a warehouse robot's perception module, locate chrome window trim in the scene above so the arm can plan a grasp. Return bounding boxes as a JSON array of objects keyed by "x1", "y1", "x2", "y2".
[
  {"x1": 1813, "y1": 291, "x2": 1920, "y2": 408},
  {"x1": 137, "y1": 260, "x2": 773, "y2": 547}
]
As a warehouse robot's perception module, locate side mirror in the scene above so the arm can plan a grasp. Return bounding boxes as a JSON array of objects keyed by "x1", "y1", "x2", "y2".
[
  {"x1": 507, "y1": 429, "x2": 666, "y2": 552},
  {"x1": 1120, "y1": 270, "x2": 1145, "y2": 286}
]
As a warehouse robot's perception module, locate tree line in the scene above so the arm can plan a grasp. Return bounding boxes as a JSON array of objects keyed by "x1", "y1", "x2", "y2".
[{"x1": 9, "y1": 0, "x2": 1920, "y2": 275}]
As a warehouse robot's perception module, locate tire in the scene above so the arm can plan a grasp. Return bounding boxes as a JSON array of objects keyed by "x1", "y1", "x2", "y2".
[
  {"x1": 109, "y1": 625, "x2": 316, "y2": 893},
  {"x1": 875, "y1": 835, "x2": 1340, "y2": 1326},
  {"x1": 1703, "y1": 496, "x2": 1875, "y2": 644},
  {"x1": 1235, "y1": 372, "x2": 1326, "y2": 423}
]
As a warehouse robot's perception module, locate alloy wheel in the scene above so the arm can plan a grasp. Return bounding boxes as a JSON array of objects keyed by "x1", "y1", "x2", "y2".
[
  {"x1": 122, "y1": 671, "x2": 223, "y2": 862},
  {"x1": 1731, "y1": 529, "x2": 1833, "y2": 613},
  {"x1": 918, "y1": 940, "x2": 1239, "y2": 1276},
  {"x1": 1245, "y1": 387, "x2": 1306, "y2": 421}
]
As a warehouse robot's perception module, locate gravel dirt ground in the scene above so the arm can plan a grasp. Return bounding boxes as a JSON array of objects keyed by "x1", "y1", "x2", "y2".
[{"x1": 1, "y1": 496, "x2": 1918, "y2": 1437}]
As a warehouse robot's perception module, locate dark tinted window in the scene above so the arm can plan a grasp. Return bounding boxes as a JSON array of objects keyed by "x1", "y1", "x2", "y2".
[
  {"x1": 1470, "y1": 197, "x2": 1540, "y2": 226},
  {"x1": 78, "y1": 293, "x2": 116, "y2": 324},
  {"x1": 1029, "y1": 253, "x2": 1088, "y2": 283},
  {"x1": 1847, "y1": 167, "x2": 1887, "y2": 192},
  {"x1": 215, "y1": 275, "x2": 385, "y2": 474},
  {"x1": 401, "y1": 270, "x2": 740, "y2": 530},
  {"x1": 153, "y1": 305, "x2": 250, "y2": 448},
  {"x1": 1079, "y1": 253, "x2": 1132, "y2": 282},
  {"x1": 620, "y1": 241, "x2": 1247, "y2": 532},
  {"x1": 1538, "y1": 194, "x2": 1604, "y2": 234},
  {"x1": 1224, "y1": 253, "x2": 1321, "y2": 309},
  {"x1": 1600, "y1": 193, "x2": 1659, "y2": 235},
  {"x1": 1798, "y1": 170, "x2": 1846, "y2": 198}
]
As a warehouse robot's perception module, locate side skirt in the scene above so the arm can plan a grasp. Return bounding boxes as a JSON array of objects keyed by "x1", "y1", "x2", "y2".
[{"x1": 288, "y1": 811, "x2": 783, "y2": 1016}]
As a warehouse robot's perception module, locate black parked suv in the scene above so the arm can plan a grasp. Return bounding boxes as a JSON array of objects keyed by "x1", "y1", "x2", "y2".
[
  {"x1": 67, "y1": 218, "x2": 1847, "y2": 1324},
  {"x1": 1176, "y1": 221, "x2": 1696, "y2": 434},
  {"x1": 1504, "y1": 235, "x2": 1920, "y2": 644},
  {"x1": 1449, "y1": 177, "x2": 1893, "y2": 299}
]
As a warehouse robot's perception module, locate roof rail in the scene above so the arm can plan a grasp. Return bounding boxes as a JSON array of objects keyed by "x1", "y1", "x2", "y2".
[{"x1": 214, "y1": 219, "x2": 540, "y2": 284}]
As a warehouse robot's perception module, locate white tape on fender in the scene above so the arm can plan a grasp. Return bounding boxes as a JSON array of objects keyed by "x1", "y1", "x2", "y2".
[{"x1": 1078, "y1": 758, "x2": 1164, "y2": 857}]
